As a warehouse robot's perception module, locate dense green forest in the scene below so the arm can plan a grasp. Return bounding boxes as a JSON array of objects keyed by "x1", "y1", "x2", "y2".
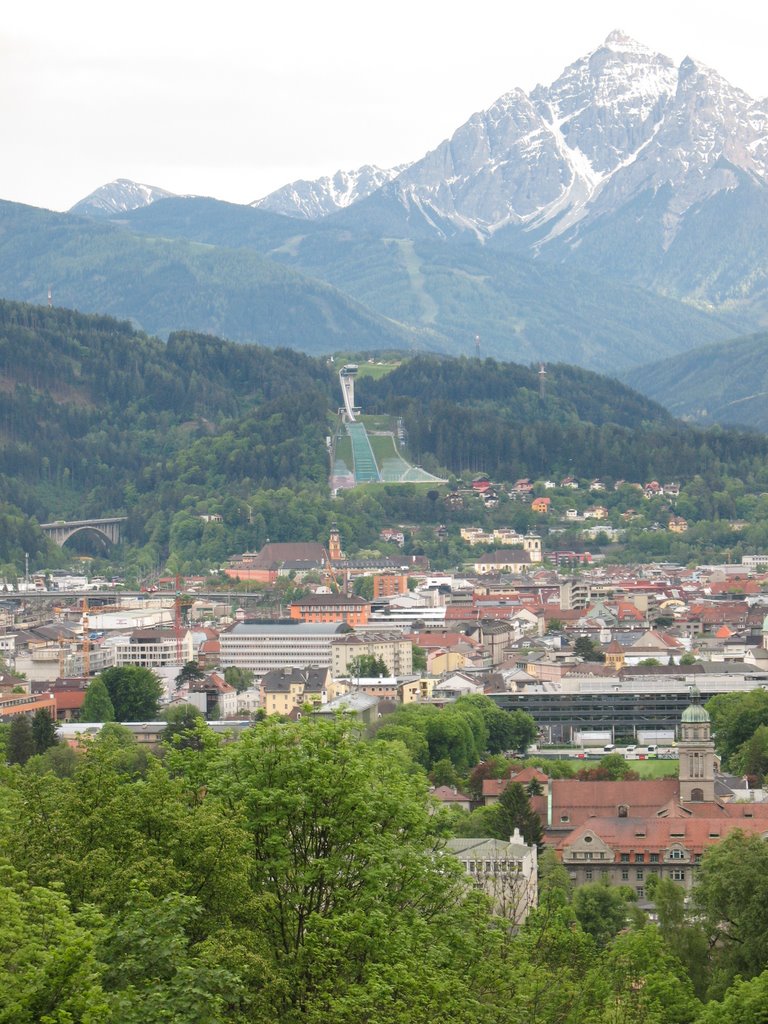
[
  {"x1": 360, "y1": 356, "x2": 768, "y2": 484},
  {"x1": 625, "y1": 329, "x2": 768, "y2": 431},
  {"x1": 0, "y1": 714, "x2": 766, "y2": 1022},
  {"x1": 4, "y1": 300, "x2": 768, "y2": 575}
]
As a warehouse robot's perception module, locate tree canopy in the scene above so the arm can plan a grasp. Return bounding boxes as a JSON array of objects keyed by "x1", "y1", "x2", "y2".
[{"x1": 98, "y1": 666, "x2": 164, "y2": 721}]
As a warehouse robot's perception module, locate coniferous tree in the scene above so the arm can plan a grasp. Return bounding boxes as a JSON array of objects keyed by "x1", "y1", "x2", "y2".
[
  {"x1": 7, "y1": 714, "x2": 35, "y2": 765},
  {"x1": 81, "y1": 677, "x2": 115, "y2": 723},
  {"x1": 31, "y1": 708, "x2": 58, "y2": 754},
  {"x1": 493, "y1": 781, "x2": 544, "y2": 850}
]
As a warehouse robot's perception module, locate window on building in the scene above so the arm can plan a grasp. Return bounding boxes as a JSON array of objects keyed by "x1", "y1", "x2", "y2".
[
  {"x1": 636, "y1": 886, "x2": 645, "y2": 899},
  {"x1": 585, "y1": 869, "x2": 593, "y2": 881},
  {"x1": 620, "y1": 853, "x2": 630, "y2": 863},
  {"x1": 670, "y1": 868, "x2": 686, "y2": 882},
  {"x1": 635, "y1": 854, "x2": 644, "y2": 863},
  {"x1": 636, "y1": 869, "x2": 644, "y2": 880},
  {"x1": 621, "y1": 869, "x2": 629, "y2": 881},
  {"x1": 669, "y1": 848, "x2": 685, "y2": 860},
  {"x1": 650, "y1": 853, "x2": 659, "y2": 863}
]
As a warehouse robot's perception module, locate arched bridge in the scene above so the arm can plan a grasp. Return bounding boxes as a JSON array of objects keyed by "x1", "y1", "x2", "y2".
[{"x1": 40, "y1": 517, "x2": 127, "y2": 547}]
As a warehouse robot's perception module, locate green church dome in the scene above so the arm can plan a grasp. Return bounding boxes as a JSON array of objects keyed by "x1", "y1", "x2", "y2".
[
  {"x1": 681, "y1": 703, "x2": 710, "y2": 724},
  {"x1": 681, "y1": 683, "x2": 710, "y2": 723}
]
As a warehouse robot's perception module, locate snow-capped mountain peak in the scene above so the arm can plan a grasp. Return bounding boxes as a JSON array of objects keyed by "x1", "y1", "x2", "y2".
[
  {"x1": 69, "y1": 178, "x2": 178, "y2": 218},
  {"x1": 253, "y1": 30, "x2": 768, "y2": 257},
  {"x1": 251, "y1": 164, "x2": 410, "y2": 220}
]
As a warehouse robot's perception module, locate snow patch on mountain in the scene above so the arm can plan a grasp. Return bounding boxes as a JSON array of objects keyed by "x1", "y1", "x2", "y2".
[
  {"x1": 252, "y1": 164, "x2": 409, "y2": 219},
  {"x1": 69, "y1": 178, "x2": 178, "y2": 218},
  {"x1": 253, "y1": 29, "x2": 768, "y2": 258}
]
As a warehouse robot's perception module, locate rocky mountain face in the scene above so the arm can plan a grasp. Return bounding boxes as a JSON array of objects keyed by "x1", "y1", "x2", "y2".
[
  {"x1": 251, "y1": 164, "x2": 409, "y2": 219},
  {"x1": 255, "y1": 32, "x2": 768, "y2": 244},
  {"x1": 69, "y1": 179, "x2": 178, "y2": 218},
  {"x1": 57, "y1": 33, "x2": 768, "y2": 371}
]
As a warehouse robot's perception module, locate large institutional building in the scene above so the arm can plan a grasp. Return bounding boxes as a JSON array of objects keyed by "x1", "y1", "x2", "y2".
[
  {"x1": 487, "y1": 688, "x2": 768, "y2": 900},
  {"x1": 219, "y1": 621, "x2": 344, "y2": 676}
]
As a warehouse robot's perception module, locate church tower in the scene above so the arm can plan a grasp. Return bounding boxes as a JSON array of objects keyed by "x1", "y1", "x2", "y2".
[
  {"x1": 523, "y1": 533, "x2": 542, "y2": 563},
  {"x1": 678, "y1": 685, "x2": 715, "y2": 803},
  {"x1": 328, "y1": 524, "x2": 343, "y2": 563}
]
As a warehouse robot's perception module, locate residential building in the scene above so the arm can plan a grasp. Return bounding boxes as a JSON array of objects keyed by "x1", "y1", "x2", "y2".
[
  {"x1": 372, "y1": 573, "x2": 410, "y2": 598},
  {"x1": 260, "y1": 667, "x2": 338, "y2": 717},
  {"x1": 109, "y1": 628, "x2": 195, "y2": 669},
  {"x1": 311, "y1": 691, "x2": 380, "y2": 728},
  {"x1": 446, "y1": 830, "x2": 538, "y2": 924},
  {"x1": 185, "y1": 671, "x2": 238, "y2": 719},
  {"x1": 331, "y1": 631, "x2": 413, "y2": 678}
]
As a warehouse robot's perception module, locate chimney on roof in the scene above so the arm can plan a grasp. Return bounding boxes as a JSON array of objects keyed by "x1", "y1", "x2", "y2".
[{"x1": 511, "y1": 827, "x2": 523, "y2": 844}]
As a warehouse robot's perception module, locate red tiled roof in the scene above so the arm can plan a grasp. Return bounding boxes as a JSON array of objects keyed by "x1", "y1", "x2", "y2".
[
  {"x1": 550, "y1": 779, "x2": 679, "y2": 829},
  {"x1": 52, "y1": 689, "x2": 87, "y2": 710},
  {"x1": 559, "y1": 814, "x2": 768, "y2": 856},
  {"x1": 431, "y1": 786, "x2": 471, "y2": 803},
  {"x1": 482, "y1": 767, "x2": 549, "y2": 798}
]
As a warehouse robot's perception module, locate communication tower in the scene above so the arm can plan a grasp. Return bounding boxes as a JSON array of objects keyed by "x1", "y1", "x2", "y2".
[{"x1": 538, "y1": 363, "x2": 547, "y2": 400}]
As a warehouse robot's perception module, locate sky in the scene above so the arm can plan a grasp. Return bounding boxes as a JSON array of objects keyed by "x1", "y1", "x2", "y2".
[{"x1": 3, "y1": 0, "x2": 768, "y2": 212}]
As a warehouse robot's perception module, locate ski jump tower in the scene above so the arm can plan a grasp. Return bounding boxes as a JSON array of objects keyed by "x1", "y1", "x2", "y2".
[{"x1": 339, "y1": 364, "x2": 360, "y2": 422}]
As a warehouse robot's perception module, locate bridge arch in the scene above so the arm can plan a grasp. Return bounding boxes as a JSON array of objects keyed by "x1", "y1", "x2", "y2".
[{"x1": 40, "y1": 517, "x2": 127, "y2": 548}]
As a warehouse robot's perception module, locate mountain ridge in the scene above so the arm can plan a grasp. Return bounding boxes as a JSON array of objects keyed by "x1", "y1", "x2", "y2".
[{"x1": 66, "y1": 31, "x2": 768, "y2": 330}]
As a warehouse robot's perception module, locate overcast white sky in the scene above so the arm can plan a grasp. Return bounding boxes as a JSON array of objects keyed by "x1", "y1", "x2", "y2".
[{"x1": 3, "y1": 0, "x2": 768, "y2": 212}]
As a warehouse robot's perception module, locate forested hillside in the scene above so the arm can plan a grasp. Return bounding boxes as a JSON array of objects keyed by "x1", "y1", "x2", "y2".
[
  {"x1": 116, "y1": 196, "x2": 741, "y2": 370},
  {"x1": 0, "y1": 200, "x2": 430, "y2": 354},
  {"x1": 623, "y1": 330, "x2": 768, "y2": 431},
  {"x1": 3, "y1": 300, "x2": 768, "y2": 575},
  {"x1": 359, "y1": 356, "x2": 768, "y2": 484}
]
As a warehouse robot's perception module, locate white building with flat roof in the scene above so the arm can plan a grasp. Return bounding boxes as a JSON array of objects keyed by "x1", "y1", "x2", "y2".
[{"x1": 219, "y1": 621, "x2": 345, "y2": 677}]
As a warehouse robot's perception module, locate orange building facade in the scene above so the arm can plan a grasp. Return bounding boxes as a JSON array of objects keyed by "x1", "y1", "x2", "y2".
[
  {"x1": 372, "y1": 573, "x2": 410, "y2": 598},
  {"x1": 289, "y1": 594, "x2": 371, "y2": 626}
]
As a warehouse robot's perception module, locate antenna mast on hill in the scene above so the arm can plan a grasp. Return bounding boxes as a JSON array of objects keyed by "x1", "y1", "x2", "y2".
[
  {"x1": 538, "y1": 363, "x2": 547, "y2": 400},
  {"x1": 47, "y1": 285, "x2": 52, "y2": 308},
  {"x1": 474, "y1": 334, "x2": 481, "y2": 356}
]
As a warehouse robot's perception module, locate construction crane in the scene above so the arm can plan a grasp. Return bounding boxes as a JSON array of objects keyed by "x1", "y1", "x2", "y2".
[{"x1": 322, "y1": 550, "x2": 347, "y2": 595}]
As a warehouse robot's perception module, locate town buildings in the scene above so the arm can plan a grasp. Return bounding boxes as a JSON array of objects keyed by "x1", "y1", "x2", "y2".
[
  {"x1": 219, "y1": 621, "x2": 345, "y2": 676},
  {"x1": 446, "y1": 830, "x2": 538, "y2": 924}
]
